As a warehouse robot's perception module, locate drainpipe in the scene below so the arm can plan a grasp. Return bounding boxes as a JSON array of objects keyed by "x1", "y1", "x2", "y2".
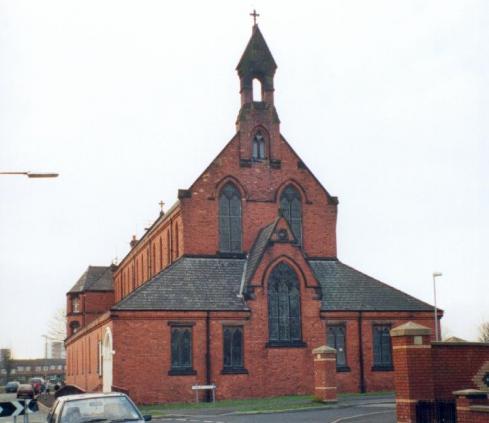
[
  {"x1": 358, "y1": 311, "x2": 366, "y2": 393},
  {"x1": 205, "y1": 311, "x2": 212, "y2": 402}
]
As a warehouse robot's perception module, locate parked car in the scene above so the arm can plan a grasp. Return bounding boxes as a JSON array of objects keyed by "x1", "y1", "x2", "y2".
[
  {"x1": 17, "y1": 384, "x2": 35, "y2": 399},
  {"x1": 47, "y1": 392, "x2": 151, "y2": 423},
  {"x1": 29, "y1": 377, "x2": 45, "y2": 394},
  {"x1": 5, "y1": 381, "x2": 20, "y2": 393}
]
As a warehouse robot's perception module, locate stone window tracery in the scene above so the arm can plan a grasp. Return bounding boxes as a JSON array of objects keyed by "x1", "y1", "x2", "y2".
[
  {"x1": 327, "y1": 325, "x2": 349, "y2": 370},
  {"x1": 219, "y1": 183, "x2": 242, "y2": 253},
  {"x1": 169, "y1": 325, "x2": 195, "y2": 375},
  {"x1": 279, "y1": 185, "x2": 302, "y2": 244},
  {"x1": 222, "y1": 326, "x2": 246, "y2": 373},
  {"x1": 268, "y1": 262, "x2": 302, "y2": 346},
  {"x1": 372, "y1": 325, "x2": 393, "y2": 370},
  {"x1": 252, "y1": 130, "x2": 266, "y2": 160}
]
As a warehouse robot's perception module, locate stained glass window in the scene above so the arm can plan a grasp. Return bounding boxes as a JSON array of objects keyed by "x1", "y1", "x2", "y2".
[
  {"x1": 223, "y1": 326, "x2": 244, "y2": 370},
  {"x1": 268, "y1": 263, "x2": 301, "y2": 344},
  {"x1": 252, "y1": 130, "x2": 266, "y2": 160},
  {"x1": 279, "y1": 186, "x2": 302, "y2": 244},
  {"x1": 327, "y1": 326, "x2": 347, "y2": 368},
  {"x1": 373, "y1": 325, "x2": 392, "y2": 368},
  {"x1": 219, "y1": 183, "x2": 242, "y2": 253},
  {"x1": 171, "y1": 326, "x2": 192, "y2": 371}
]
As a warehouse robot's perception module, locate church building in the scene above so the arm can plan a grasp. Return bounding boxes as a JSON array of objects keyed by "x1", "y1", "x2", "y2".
[{"x1": 65, "y1": 23, "x2": 440, "y2": 404}]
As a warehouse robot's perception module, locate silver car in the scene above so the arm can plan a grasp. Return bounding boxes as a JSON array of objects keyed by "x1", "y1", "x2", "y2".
[{"x1": 47, "y1": 393, "x2": 152, "y2": 423}]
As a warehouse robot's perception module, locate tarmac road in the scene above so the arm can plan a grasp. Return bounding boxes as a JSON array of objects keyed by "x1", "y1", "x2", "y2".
[{"x1": 153, "y1": 403, "x2": 396, "y2": 423}]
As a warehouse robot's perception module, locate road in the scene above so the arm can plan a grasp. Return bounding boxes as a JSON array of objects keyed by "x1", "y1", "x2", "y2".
[
  {"x1": 153, "y1": 403, "x2": 396, "y2": 423},
  {"x1": 0, "y1": 393, "x2": 47, "y2": 423}
]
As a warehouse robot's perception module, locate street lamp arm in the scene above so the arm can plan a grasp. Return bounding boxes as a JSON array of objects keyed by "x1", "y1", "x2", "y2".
[{"x1": 0, "y1": 172, "x2": 59, "y2": 178}]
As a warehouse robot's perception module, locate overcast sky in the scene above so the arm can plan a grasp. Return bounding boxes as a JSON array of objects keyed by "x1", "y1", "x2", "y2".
[{"x1": 1, "y1": 0, "x2": 487, "y2": 359}]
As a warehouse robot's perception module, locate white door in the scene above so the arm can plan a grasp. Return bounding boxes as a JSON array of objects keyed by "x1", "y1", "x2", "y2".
[{"x1": 102, "y1": 329, "x2": 113, "y2": 392}]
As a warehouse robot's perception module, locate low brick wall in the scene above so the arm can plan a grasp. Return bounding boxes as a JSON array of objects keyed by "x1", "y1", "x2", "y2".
[
  {"x1": 455, "y1": 390, "x2": 489, "y2": 423},
  {"x1": 390, "y1": 322, "x2": 489, "y2": 423}
]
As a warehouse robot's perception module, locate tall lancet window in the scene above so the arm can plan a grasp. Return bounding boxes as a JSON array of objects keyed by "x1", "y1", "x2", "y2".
[
  {"x1": 252, "y1": 130, "x2": 266, "y2": 160},
  {"x1": 219, "y1": 183, "x2": 242, "y2": 253},
  {"x1": 279, "y1": 185, "x2": 302, "y2": 244},
  {"x1": 268, "y1": 262, "x2": 302, "y2": 345}
]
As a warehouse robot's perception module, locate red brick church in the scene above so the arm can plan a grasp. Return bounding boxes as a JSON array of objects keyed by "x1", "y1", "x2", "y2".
[{"x1": 65, "y1": 23, "x2": 440, "y2": 404}]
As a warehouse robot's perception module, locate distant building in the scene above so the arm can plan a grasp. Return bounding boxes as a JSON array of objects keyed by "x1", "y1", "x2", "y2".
[
  {"x1": 50, "y1": 341, "x2": 66, "y2": 359},
  {"x1": 0, "y1": 348, "x2": 65, "y2": 384}
]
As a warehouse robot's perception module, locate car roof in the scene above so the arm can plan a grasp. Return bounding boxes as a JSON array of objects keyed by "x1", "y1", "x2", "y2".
[{"x1": 57, "y1": 392, "x2": 127, "y2": 402}]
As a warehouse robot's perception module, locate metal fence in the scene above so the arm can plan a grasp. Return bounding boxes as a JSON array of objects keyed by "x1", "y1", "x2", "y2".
[{"x1": 416, "y1": 400, "x2": 457, "y2": 423}]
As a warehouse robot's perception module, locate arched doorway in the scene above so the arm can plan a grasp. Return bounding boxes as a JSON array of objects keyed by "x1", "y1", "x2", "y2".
[{"x1": 102, "y1": 328, "x2": 113, "y2": 392}]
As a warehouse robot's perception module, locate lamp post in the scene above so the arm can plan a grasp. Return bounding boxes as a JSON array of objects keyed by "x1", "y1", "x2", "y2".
[
  {"x1": 432, "y1": 272, "x2": 443, "y2": 341},
  {"x1": 0, "y1": 172, "x2": 59, "y2": 178}
]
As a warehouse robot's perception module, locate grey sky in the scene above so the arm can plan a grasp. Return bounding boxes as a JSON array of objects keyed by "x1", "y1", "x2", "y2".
[{"x1": 1, "y1": 0, "x2": 487, "y2": 358}]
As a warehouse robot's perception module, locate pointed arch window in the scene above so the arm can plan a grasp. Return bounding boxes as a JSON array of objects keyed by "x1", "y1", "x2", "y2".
[
  {"x1": 268, "y1": 262, "x2": 303, "y2": 346},
  {"x1": 280, "y1": 185, "x2": 302, "y2": 244},
  {"x1": 252, "y1": 130, "x2": 266, "y2": 160},
  {"x1": 219, "y1": 183, "x2": 242, "y2": 253}
]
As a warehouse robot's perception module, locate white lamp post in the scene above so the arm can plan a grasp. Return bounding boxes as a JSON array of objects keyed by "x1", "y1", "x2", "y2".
[{"x1": 432, "y1": 272, "x2": 443, "y2": 341}]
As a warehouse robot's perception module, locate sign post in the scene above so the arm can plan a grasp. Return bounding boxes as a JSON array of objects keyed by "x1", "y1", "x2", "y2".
[{"x1": 0, "y1": 400, "x2": 38, "y2": 422}]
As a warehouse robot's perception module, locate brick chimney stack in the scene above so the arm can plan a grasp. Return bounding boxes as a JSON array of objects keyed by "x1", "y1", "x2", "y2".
[{"x1": 130, "y1": 235, "x2": 138, "y2": 249}]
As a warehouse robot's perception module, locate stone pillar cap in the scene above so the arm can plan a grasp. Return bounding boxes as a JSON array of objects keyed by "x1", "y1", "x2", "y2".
[
  {"x1": 312, "y1": 345, "x2": 336, "y2": 355},
  {"x1": 453, "y1": 389, "x2": 488, "y2": 399},
  {"x1": 390, "y1": 321, "x2": 431, "y2": 337}
]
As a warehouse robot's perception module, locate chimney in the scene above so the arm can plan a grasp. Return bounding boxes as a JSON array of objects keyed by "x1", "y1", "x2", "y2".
[{"x1": 130, "y1": 235, "x2": 138, "y2": 249}]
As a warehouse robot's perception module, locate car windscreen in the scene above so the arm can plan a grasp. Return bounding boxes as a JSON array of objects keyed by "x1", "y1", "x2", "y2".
[{"x1": 60, "y1": 397, "x2": 141, "y2": 423}]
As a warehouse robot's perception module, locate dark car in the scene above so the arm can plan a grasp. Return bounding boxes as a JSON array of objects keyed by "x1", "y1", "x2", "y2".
[
  {"x1": 5, "y1": 381, "x2": 20, "y2": 393},
  {"x1": 17, "y1": 384, "x2": 35, "y2": 399},
  {"x1": 47, "y1": 392, "x2": 151, "y2": 423},
  {"x1": 29, "y1": 377, "x2": 45, "y2": 394}
]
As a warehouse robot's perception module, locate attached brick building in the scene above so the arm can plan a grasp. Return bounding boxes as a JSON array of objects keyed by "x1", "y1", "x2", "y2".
[{"x1": 65, "y1": 24, "x2": 442, "y2": 404}]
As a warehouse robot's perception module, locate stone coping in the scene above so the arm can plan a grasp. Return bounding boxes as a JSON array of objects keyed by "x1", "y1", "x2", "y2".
[
  {"x1": 453, "y1": 389, "x2": 489, "y2": 399},
  {"x1": 470, "y1": 405, "x2": 489, "y2": 413},
  {"x1": 390, "y1": 321, "x2": 431, "y2": 337},
  {"x1": 433, "y1": 341, "x2": 489, "y2": 347},
  {"x1": 312, "y1": 345, "x2": 336, "y2": 355}
]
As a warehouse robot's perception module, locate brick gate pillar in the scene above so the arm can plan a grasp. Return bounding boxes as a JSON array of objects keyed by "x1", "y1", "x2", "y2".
[
  {"x1": 390, "y1": 322, "x2": 434, "y2": 423},
  {"x1": 312, "y1": 345, "x2": 337, "y2": 402}
]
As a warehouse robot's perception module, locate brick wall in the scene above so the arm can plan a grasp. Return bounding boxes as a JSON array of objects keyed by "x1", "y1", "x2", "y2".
[
  {"x1": 455, "y1": 390, "x2": 489, "y2": 423},
  {"x1": 432, "y1": 343, "x2": 489, "y2": 399},
  {"x1": 113, "y1": 208, "x2": 183, "y2": 303},
  {"x1": 180, "y1": 132, "x2": 337, "y2": 259},
  {"x1": 65, "y1": 314, "x2": 111, "y2": 392},
  {"x1": 390, "y1": 322, "x2": 489, "y2": 423}
]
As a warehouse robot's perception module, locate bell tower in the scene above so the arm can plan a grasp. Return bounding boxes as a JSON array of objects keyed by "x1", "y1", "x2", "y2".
[{"x1": 236, "y1": 21, "x2": 281, "y2": 163}]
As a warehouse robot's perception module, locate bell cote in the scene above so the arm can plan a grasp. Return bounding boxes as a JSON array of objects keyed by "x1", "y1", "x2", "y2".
[{"x1": 236, "y1": 24, "x2": 280, "y2": 160}]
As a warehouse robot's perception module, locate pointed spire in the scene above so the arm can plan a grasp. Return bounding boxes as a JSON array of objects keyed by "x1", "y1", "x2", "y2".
[{"x1": 236, "y1": 25, "x2": 277, "y2": 80}]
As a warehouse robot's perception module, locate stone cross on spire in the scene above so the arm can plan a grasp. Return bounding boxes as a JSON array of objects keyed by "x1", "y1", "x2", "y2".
[{"x1": 250, "y1": 9, "x2": 260, "y2": 26}]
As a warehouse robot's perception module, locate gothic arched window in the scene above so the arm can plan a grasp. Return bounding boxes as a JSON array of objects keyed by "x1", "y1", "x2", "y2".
[
  {"x1": 279, "y1": 185, "x2": 302, "y2": 243},
  {"x1": 219, "y1": 183, "x2": 242, "y2": 253},
  {"x1": 252, "y1": 130, "x2": 266, "y2": 160},
  {"x1": 268, "y1": 262, "x2": 301, "y2": 345}
]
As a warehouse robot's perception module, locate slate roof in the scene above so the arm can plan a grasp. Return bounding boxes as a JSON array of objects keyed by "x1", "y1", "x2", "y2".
[
  {"x1": 243, "y1": 220, "x2": 277, "y2": 290},
  {"x1": 113, "y1": 257, "x2": 248, "y2": 311},
  {"x1": 68, "y1": 266, "x2": 113, "y2": 293},
  {"x1": 111, "y1": 256, "x2": 432, "y2": 312},
  {"x1": 236, "y1": 25, "x2": 277, "y2": 77},
  {"x1": 309, "y1": 260, "x2": 433, "y2": 312}
]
